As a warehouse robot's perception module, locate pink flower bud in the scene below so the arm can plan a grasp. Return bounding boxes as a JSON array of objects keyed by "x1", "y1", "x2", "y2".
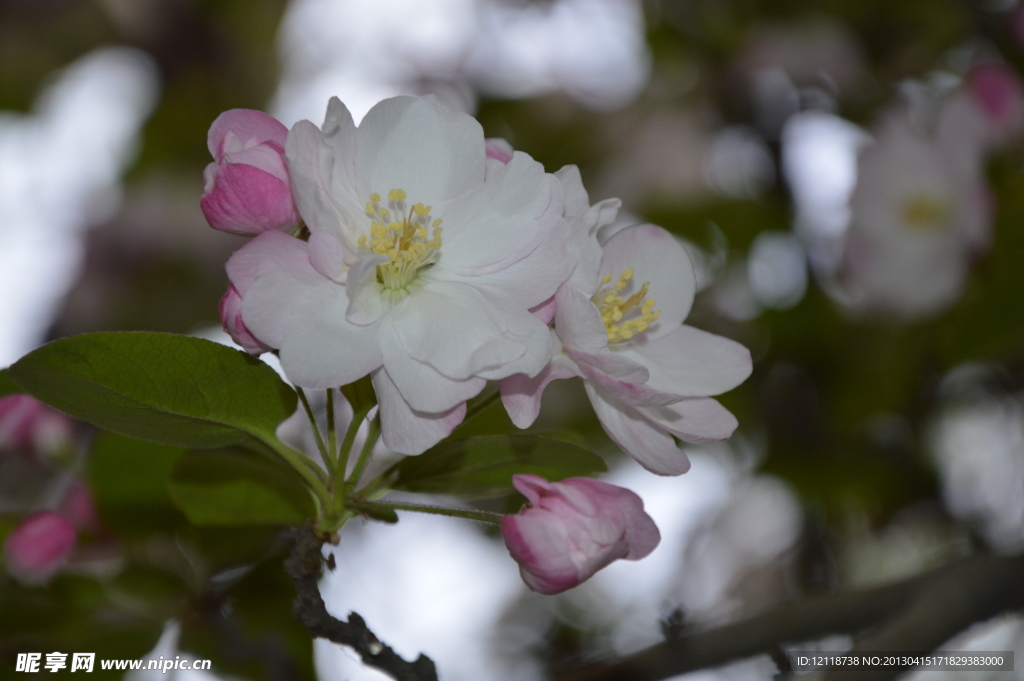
[
  {"x1": 200, "y1": 109, "x2": 300, "y2": 236},
  {"x1": 968, "y1": 63, "x2": 1024, "y2": 131},
  {"x1": 501, "y1": 474, "x2": 660, "y2": 595},
  {"x1": 219, "y1": 285, "x2": 270, "y2": 355},
  {"x1": 4, "y1": 512, "x2": 77, "y2": 585},
  {"x1": 0, "y1": 395, "x2": 74, "y2": 457},
  {"x1": 485, "y1": 138, "x2": 514, "y2": 164},
  {"x1": 59, "y1": 481, "x2": 102, "y2": 535}
]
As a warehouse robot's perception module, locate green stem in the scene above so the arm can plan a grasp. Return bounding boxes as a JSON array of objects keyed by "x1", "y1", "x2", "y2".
[
  {"x1": 346, "y1": 414, "x2": 380, "y2": 487},
  {"x1": 326, "y1": 388, "x2": 337, "y2": 467},
  {"x1": 296, "y1": 386, "x2": 332, "y2": 470},
  {"x1": 336, "y1": 405, "x2": 370, "y2": 482},
  {"x1": 352, "y1": 500, "x2": 503, "y2": 526},
  {"x1": 267, "y1": 439, "x2": 331, "y2": 506},
  {"x1": 464, "y1": 387, "x2": 501, "y2": 422}
]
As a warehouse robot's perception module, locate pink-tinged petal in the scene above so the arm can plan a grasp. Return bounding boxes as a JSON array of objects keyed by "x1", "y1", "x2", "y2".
[
  {"x1": 201, "y1": 163, "x2": 299, "y2": 236},
  {"x1": 571, "y1": 350, "x2": 648, "y2": 383},
  {"x1": 59, "y1": 481, "x2": 101, "y2": 534},
  {"x1": 389, "y1": 281, "x2": 550, "y2": 381},
  {"x1": 485, "y1": 138, "x2": 514, "y2": 164},
  {"x1": 530, "y1": 295, "x2": 557, "y2": 324},
  {"x1": 599, "y1": 224, "x2": 697, "y2": 340},
  {"x1": 502, "y1": 475, "x2": 660, "y2": 595},
  {"x1": 208, "y1": 109, "x2": 288, "y2": 160},
  {"x1": 624, "y1": 325, "x2": 753, "y2": 397},
  {"x1": 219, "y1": 286, "x2": 270, "y2": 355},
  {"x1": 572, "y1": 351, "x2": 680, "y2": 409},
  {"x1": 500, "y1": 353, "x2": 578, "y2": 429},
  {"x1": 554, "y1": 284, "x2": 609, "y2": 355},
  {"x1": 307, "y1": 231, "x2": 348, "y2": 283},
  {"x1": 4, "y1": 512, "x2": 76, "y2": 585},
  {"x1": 639, "y1": 398, "x2": 739, "y2": 445},
  {"x1": 586, "y1": 384, "x2": 691, "y2": 476},
  {"x1": 354, "y1": 95, "x2": 485, "y2": 206},
  {"x1": 226, "y1": 231, "x2": 318, "y2": 297},
  {"x1": 380, "y1": 316, "x2": 487, "y2": 412},
  {"x1": 222, "y1": 142, "x2": 289, "y2": 184},
  {"x1": 373, "y1": 368, "x2": 466, "y2": 455}
]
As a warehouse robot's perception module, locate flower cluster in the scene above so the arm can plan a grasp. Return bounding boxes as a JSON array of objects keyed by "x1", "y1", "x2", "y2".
[{"x1": 203, "y1": 95, "x2": 751, "y2": 593}]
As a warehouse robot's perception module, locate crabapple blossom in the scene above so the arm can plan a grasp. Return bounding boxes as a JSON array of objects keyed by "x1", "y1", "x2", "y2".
[
  {"x1": 502, "y1": 224, "x2": 752, "y2": 475},
  {"x1": 227, "y1": 95, "x2": 577, "y2": 454},
  {"x1": 501, "y1": 474, "x2": 660, "y2": 595},
  {"x1": 200, "y1": 109, "x2": 300, "y2": 236},
  {"x1": 3, "y1": 511, "x2": 77, "y2": 585},
  {"x1": 844, "y1": 106, "x2": 993, "y2": 318},
  {"x1": 219, "y1": 285, "x2": 270, "y2": 356}
]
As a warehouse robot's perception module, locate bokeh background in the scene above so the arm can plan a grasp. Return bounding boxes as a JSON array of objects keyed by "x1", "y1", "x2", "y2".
[{"x1": 4, "y1": 0, "x2": 1024, "y2": 679}]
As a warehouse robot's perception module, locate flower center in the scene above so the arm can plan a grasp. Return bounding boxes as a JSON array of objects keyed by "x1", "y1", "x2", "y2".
[
  {"x1": 593, "y1": 268, "x2": 660, "y2": 343},
  {"x1": 901, "y1": 194, "x2": 950, "y2": 232},
  {"x1": 357, "y1": 188, "x2": 443, "y2": 293}
]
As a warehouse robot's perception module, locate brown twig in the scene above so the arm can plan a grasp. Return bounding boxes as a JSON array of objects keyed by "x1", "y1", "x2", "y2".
[
  {"x1": 555, "y1": 554, "x2": 1024, "y2": 681},
  {"x1": 284, "y1": 525, "x2": 438, "y2": 681}
]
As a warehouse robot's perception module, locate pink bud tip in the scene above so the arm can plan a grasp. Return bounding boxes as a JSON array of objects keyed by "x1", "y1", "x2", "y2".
[
  {"x1": 501, "y1": 474, "x2": 660, "y2": 595},
  {"x1": 4, "y1": 512, "x2": 77, "y2": 585}
]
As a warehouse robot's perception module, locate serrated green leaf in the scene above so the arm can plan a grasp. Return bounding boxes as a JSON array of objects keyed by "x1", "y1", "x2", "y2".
[
  {"x1": 392, "y1": 435, "x2": 607, "y2": 499},
  {"x1": 9, "y1": 332, "x2": 297, "y2": 453},
  {"x1": 0, "y1": 368, "x2": 20, "y2": 399},
  {"x1": 167, "y1": 448, "x2": 314, "y2": 526}
]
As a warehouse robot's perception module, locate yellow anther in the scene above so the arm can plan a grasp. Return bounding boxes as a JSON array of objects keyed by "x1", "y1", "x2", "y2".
[
  {"x1": 360, "y1": 190, "x2": 442, "y2": 293},
  {"x1": 370, "y1": 193, "x2": 381, "y2": 203},
  {"x1": 433, "y1": 219, "x2": 443, "y2": 227},
  {"x1": 593, "y1": 268, "x2": 660, "y2": 343}
]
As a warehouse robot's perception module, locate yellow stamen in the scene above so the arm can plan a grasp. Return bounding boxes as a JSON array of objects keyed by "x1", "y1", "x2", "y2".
[
  {"x1": 593, "y1": 269, "x2": 660, "y2": 343},
  {"x1": 361, "y1": 188, "x2": 443, "y2": 296}
]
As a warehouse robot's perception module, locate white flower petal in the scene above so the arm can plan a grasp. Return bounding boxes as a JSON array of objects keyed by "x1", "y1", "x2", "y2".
[
  {"x1": 585, "y1": 384, "x2": 692, "y2": 476},
  {"x1": 639, "y1": 398, "x2": 739, "y2": 445},
  {"x1": 244, "y1": 273, "x2": 383, "y2": 388},
  {"x1": 345, "y1": 252, "x2": 390, "y2": 325},
  {"x1": 390, "y1": 281, "x2": 550, "y2": 380},
  {"x1": 226, "y1": 231, "x2": 316, "y2": 297},
  {"x1": 599, "y1": 224, "x2": 697, "y2": 339},
  {"x1": 439, "y1": 153, "x2": 560, "y2": 277},
  {"x1": 354, "y1": 95, "x2": 485, "y2": 206},
  {"x1": 623, "y1": 325, "x2": 753, "y2": 397},
  {"x1": 373, "y1": 368, "x2": 467, "y2": 455},
  {"x1": 285, "y1": 116, "x2": 353, "y2": 241},
  {"x1": 554, "y1": 284, "x2": 609, "y2": 354},
  {"x1": 380, "y1": 316, "x2": 487, "y2": 412},
  {"x1": 307, "y1": 231, "x2": 347, "y2": 282}
]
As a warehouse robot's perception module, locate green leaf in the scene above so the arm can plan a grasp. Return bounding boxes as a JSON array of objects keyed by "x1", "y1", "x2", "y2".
[
  {"x1": 9, "y1": 332, "x2": 297, "y2": 453},
  {"x1": 392, "y1": 435, "x2": 607, "y2": 499},
  {"x1": 167, "y1": 448, "x2": 314, "y2": 526},
  {"x1": 0, "y1": 368, "x2": 20, "y2": 399},
  {"x1": 89, "y1": 431, "x2": 187, "y2": 536}
]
